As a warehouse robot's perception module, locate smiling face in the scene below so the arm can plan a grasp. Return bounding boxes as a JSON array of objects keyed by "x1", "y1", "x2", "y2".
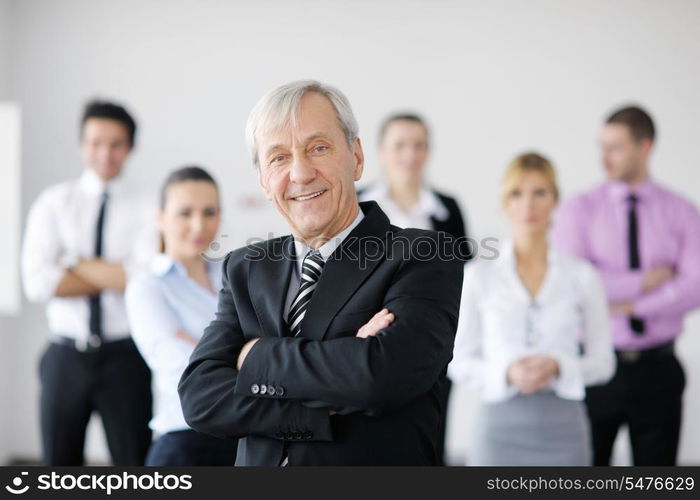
[
  {"x1": 158, "y1": 180, "x2": 221, "y2": 261},
  {"x1": 81, "y1": 118, "x2": 132, "y2": 181},
  {"x1": 379, "y1": 119, "x2": 429, "y2": 185},
  {"x1": 256, "y1": 92, "x2": 364, "y2": 247},
  {"x1": 504, "y1": 171, "x2": 557, "y2": 237}
]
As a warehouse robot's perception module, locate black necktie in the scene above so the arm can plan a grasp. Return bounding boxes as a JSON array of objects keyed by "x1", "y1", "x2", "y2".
[
  {"x1": 287, "y1": 250, "x2": 325, "y2": 337},
  {"x1": 88, "y1": 191, "x2": 108, "y2": 344},
  {"x1": 627, "y1": 193, "x2": 645, "y2": 335}
]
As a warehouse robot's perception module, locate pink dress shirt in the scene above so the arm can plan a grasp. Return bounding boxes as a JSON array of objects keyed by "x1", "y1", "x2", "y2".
[{"x1": 552, "y1": 179, "x2": 700, "y2": 350}]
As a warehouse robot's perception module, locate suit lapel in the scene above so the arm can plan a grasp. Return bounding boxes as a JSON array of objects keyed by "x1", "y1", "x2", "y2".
[
  {"x1": 300, "y1": 201, "x2": 390, "y2": 341},
  {"x1": 249, "y1": 236, "x2": 295, "y2": 337}
]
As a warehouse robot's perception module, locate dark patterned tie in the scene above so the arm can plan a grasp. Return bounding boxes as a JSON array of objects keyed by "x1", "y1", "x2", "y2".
[
  {"x1": 287, "y1": 250, "x2": 325, "y2": 337},
  {"x1": 280, "y1": 249, "x2": 325, "y2": 466},
  {"x1": 627, "y1": 193, "x2": 645, "y2": 335},
  {"x1": 88, "y1": 191, "x2": 108, "y2": 346}
]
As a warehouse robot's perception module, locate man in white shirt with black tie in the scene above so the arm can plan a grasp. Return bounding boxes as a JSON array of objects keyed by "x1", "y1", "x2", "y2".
[{"x1": 21, "y1": 100, "x2": 157, "y2": 465}]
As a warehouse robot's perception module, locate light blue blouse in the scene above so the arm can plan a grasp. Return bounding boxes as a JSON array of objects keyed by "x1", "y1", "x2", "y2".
[{"x1": 125, "y1": 253, "x2": 222, "y2": 435}]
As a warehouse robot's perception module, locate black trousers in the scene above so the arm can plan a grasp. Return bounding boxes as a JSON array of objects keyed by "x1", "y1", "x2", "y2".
[
  {"x1": 145, "y1": 430, "x2": 238, "y2": 466},
  {"x1": 39, "y1": 338, "x2": 153, "y2": 465},
  {"x1": 436, "y1": 376, "x2": 452, "y2": 466},
  {"x1": 585, "y1": 349, "x2": 685, "y2": 466}
]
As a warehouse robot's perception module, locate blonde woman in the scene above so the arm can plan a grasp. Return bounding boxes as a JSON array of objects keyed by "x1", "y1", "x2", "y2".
[{"x1": 449, "y1": 153, "x2": 615, "y2": 465}]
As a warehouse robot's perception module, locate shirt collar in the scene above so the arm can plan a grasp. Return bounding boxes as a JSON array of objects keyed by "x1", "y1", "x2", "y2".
[
  {"x1": 292, "y1": 206, "x2": 365, "y2": 275},
  {"x1": 362, "y1": 181, "x2": 450, "y2": 221},
  {"x1": 150, "y1": 253, "x2": 179, "y2": 277},
  {"x1": 606, "y1": 178, "x2": 656, "y2": 203},
  {"x1": 149, "y1": 252, "x2": 219, "y2": 283},
  {"x1": 79, "y1": 167, "x2": 125, "y2": 197},
  {"x1": 500, "y1": 238, "x2": 560, "y2": 267}
]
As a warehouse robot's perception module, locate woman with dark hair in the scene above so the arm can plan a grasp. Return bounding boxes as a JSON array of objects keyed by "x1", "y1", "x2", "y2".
[
  {"x1": 359, "y1": 114, "x2": 471, "y2": 259},
  {"x1": 125, "y1": 166, "x2": 238, "y2": 465}
]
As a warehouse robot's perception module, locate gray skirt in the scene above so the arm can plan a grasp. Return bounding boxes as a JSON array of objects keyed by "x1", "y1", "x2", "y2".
[{"x1": 470, "y1": 390, "x2": 592, "y2": 466}]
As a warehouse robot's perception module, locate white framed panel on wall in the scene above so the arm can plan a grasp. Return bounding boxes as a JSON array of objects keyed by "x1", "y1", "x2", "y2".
[{"x1": 0, "y1": 102, "x2": 21, "y2": 317}]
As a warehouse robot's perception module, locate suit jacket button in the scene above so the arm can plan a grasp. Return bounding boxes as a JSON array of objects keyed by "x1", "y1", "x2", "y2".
[
  {"x1": 303, "y1": 431, "x2": 313, "y2": 440},
  {"x1": 251, "y1": 384, "x2": 260, "y2": 394},
  {"x1": 276, "y1": 385, "x2": 285, "y2": 396},
  {"x1": 260, "y1": 384, "x2": 267, "y2": 395},
  {"x1": 293, "y1": 432, "x2": 302, "y2": 440},
  {"x1": 267, "y1": 385, "x2": 276, "y2": 396}
]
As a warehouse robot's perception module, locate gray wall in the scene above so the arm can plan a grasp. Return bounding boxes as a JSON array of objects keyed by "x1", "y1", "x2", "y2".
[
  {"x1": 0, "y1": 0, "x2": 14, "y2": 467},
  {"x1": 2, "y1": 0, "x2": 700, "y2": 464}
]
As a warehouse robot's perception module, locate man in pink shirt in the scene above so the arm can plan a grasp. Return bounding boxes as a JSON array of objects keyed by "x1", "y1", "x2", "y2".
[{"x1": 553, "y1": 106, "x2": 700, "y2": 465}]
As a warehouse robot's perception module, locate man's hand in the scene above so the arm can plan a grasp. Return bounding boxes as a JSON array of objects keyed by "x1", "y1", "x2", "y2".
[
  {"x1": 507, "y1": 355, "x2": 559, "y2": 394},
  {"x1": 356, "y1": 308, "x2": 395, "y2": 338},
  {"x1": 610, "y1": 302, "x2": 634, "y2": 315},
  {"x1": 237, "y1": 338, "x2": 260, "y2": 370},
  {"x1": 175, "y1": 329, "x2": 198, "y2": 346},
  {"x1": 72, "y1": 258, "x2": 127, "y2": 291},
  {"x1": 642, "y1": 266, "x2": 676, "y2": 292},
  {"x1": 54, "y1": 270, "x2": 101, "y2": 297}
]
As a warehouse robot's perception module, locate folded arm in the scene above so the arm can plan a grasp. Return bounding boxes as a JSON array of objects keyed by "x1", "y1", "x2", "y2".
[
  {"x1": 448, "y1": 263, "x2": 517, "y2": 401},
  {"x1": 235, "y1": 251, "x2": 463, "y2": 416},
  {"x1": 633, "y1": 205, "x2": 700, "y2": 317},
  {"x1": 177, "y1": 253, "x2": 333, "y2": 441},
  {"x1": 21, "y1": 192, "x2": 70, "y2": 302},
  {"x1": 551, "y1": 263, "x2": 616, "y2": 398},
  {"x1": 126, "y1": 277, "x2": 198, "y2": 397}
]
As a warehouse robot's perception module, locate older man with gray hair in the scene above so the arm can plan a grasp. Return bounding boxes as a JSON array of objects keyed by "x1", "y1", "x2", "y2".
[{"x1": 178, "y1": 80, "x2": 463, "y2": 466}]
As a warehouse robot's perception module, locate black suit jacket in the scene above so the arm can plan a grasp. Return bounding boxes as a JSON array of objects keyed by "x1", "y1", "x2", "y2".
[
  {"x1": 357, "y1": 186, "x2": 473, "y2": 261},
  {"x1": 178, "y1": 201, "x2": 463, "y2": 466}
]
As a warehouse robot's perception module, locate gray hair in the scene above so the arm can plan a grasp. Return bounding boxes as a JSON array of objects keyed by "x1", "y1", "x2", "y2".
[{"x1": 245, "y1": 80, "x2": 359, "y2": 169}]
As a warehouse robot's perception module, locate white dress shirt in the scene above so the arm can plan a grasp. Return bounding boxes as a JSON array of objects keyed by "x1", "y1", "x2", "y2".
[
  {"x1": 21, "y1": 168, "x2": 158, "y2": 342},
  {"x1": 284, "y1": 207, "x2": 365, "y2": 321},
  {"x1": 448, "y1": 239, "x2": 616, "y2": 402},
  {"x1": 358, "y1": 182, "x2": 449, "y2": 230},
  {"x1": 125, "y1": 254, "x2": 222, "y2": 435}
]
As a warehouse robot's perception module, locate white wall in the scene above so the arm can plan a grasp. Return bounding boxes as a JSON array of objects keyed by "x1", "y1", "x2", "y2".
[
  {"x1": 0, "y1": 0, "x2": 15, "y2": 467},
  {"x1": 4, "y1": 0, "x2": 700, "y2": 464}
]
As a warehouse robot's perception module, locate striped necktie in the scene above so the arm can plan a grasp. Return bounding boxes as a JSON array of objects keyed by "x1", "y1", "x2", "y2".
[{"x1": 287, "y1": 250, "x2": 325, "y2": 337}]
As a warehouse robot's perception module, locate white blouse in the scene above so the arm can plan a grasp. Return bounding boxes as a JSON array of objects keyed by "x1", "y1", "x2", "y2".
[
  {"x1": 358, "y1": 182, "x2": 449, "y2": 230},
  {"x1": 448, "y1": 240, "x2": 615, "y2": 402}
]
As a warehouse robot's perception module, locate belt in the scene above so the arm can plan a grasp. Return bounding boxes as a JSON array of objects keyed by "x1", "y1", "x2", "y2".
[
  {"x1": 51, "y1": 335, "x2": 134, "y2": 352},
  {"x1": 615, "y1": 341, "x2": 675, "y2": 364}
]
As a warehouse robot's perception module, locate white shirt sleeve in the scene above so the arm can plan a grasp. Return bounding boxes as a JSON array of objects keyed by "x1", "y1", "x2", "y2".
[
  {"x1": 125, "y1": 274, "x2": 193, "y2": 397},
  {"x1": 551, "y1": 261, "x2": 616, "y2": 398},
  {"x1": 448, "y1": 262, "x2": 517, "y2": 401},
  {"x1": 21, "y1": 189, "x2": 66, "y2": 303},
  {"x1": 122, "y1": 199, "x2": 159, "y2": 281}
]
